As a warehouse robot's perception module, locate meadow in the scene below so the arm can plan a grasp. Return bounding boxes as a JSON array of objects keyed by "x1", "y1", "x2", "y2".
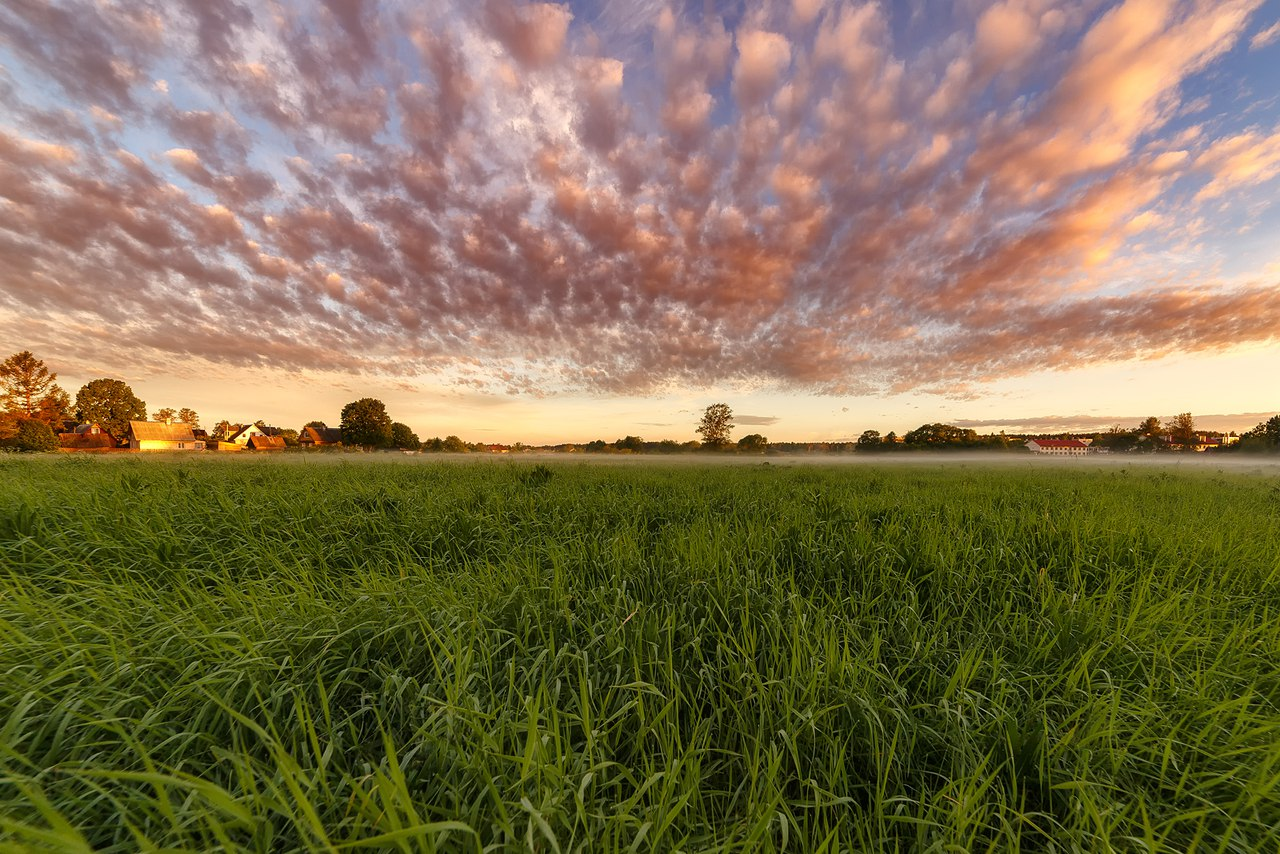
[{"x1": 1, "y1": 454, "x2": 1278, "y2": 852}]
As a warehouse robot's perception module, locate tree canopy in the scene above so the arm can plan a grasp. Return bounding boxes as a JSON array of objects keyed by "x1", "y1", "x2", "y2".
[
  {"x1": 340, "y1": 398, "x2": 393, "y2": 449},
  {"x1": 391, "y1": 422, "x2": 420, "y2": 450},
  {"x1": 75, "y1": 378, "x2": 146, "y2": 439},
  {"x1": 1, "y1": 351, "x2": 69, "y2": 437},
  {"x1": 15, "y1": 419, "x2": 60, "y2": 452},
  {"x1": 696, "y1": 403, "x2": 734, "y2": 449},
  {"x1": 903, "y1": 423, "x2": 979, "y2": 446}
]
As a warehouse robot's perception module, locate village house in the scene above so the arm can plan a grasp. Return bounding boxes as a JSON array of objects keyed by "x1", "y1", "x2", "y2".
[
  {"x1": 1025, "y1": 438, "x2": 1091, "y2": 456},
  {"x1": 298, "y1": 425, "x2": 342, "y2": 447},
  {"x1": 247, "y1": 433, "x2": 286, "y2": 451},
  {"x1": 57, "y1": 422, "x2": 117, "y2": 451},
  {"x1": 127, "y1": 420, "x2": 204, "y2": 451},
  {"x1": 227, "y1": 424, "x2": 270, "y2": 447}
]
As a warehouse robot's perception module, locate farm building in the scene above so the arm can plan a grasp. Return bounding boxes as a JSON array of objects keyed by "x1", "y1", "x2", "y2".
[
  {"x1": 227, "y1": 424, "x2": 271, "y2": 446},
  {"x1": 1026, "y1": 439, "x2": 1090, "y2": 456},
  {"x1": 58, "y1": 422, "x2": 117, "y2": 450},
  {"x1": 127, "y1": 421, "x2": 204, "y2": 451},
  {"x1": 299, "y1": 425, "x2": 342, "y2": 447},
  {"x1": 247, "y1": 434, "x2": 287, "y2": 451}
]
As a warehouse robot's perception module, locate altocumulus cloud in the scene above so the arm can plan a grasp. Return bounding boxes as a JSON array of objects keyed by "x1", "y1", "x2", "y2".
[{"x1": 1, "y1": 0, "x2": 1279, "y2": 395}]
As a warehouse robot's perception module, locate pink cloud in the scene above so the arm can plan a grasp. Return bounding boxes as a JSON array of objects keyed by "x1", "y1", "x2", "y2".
[{"x1": 0, "y1": 0, "x2": 1277, "y2": 400}]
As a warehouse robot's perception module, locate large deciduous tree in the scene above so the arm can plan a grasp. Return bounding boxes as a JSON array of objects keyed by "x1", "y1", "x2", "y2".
[
  {"x1": 696, "y1": 403, "x2": 734, "y2": 449},
  {"x1": 152, "y1": 407, "x2": 177, "y2": 423},
  {"x1": 903, "y1": 423, "x2": 978, "y2": 446},
  {"x1": 75, "y1": 378, "x2": 146, "y2": 439},
  {"x1": 340, "y1": 398, "x2": 393, "y2": 449},
  {"x1": 1168, "y1": 412, "x2": 1197, "y2": 449},
  {"x1": 391, "y1": 422, "x2": 420, "y2": 450},
  {"x1": 177, "y1": 408, "x2": 199, "y2": 428},
  {"x1": 1, "y1": 351, "x2": 70, "y2": 437}
]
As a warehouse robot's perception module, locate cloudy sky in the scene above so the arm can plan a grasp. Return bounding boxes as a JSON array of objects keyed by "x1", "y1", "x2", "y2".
[{"x1": 2, "y1": 0, "x2": 1278, "y2": 442}]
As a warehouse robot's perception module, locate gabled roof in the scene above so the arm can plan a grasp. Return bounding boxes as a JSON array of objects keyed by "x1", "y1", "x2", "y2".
[
  {"x1": 129, "y1": 421, "x2": 196, "y2": 442},
  {"x1": 301, "y1": 425, "x2": 342, "y2": 444},
  {"x1": 247, "y1": 434, "x2": 286, "y2": 450},
  {"x1": 73, "y1": 422, "x2": 105, "y2": 435},
  {"x1": 227, "y1": 424, "x2": 258, "y2": 442}
]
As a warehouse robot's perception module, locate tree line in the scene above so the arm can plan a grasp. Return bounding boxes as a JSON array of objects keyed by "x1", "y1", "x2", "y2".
[{"x1": 4, "y1": 351, "x2": 1279, "y2": 454}]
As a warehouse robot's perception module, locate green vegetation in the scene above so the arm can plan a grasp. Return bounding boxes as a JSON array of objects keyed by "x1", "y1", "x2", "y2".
[{"x1": 2, "y1": 457, "x2": 1279, "y2": 851}]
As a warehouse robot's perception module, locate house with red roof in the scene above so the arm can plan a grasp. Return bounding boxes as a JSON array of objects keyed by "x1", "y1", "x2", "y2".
[{"x1": 1025, "y1": 438, "x2": 1091, "y2": 456}]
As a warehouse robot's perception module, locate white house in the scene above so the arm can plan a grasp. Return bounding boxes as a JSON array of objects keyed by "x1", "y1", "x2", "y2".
[
  {"x1": 228, "y1": 424, "x2": 271, "y2": 446},
  {"x1": 1026, "y1": 439, "x2": 1090, "y2": 456}
]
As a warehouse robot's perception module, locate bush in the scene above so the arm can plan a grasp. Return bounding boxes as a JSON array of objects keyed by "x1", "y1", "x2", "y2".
[{"x1": 15, "y1": 419, "x2": 59, "y2": 452}]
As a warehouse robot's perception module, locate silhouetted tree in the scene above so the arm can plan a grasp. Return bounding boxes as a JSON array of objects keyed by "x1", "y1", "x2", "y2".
[
  {"x1": 1168, "y1": 412, "x2": 1197, "y2": 449},
  {"x1": 903, "y1": 423, "x2": 978, "y2": 446},
  {"x1": 1137, "y1": 416, "x2": 1165, "y2": 450},
  {"x1": 1239, "y1": 415, "x2": 1280, "y2": 452},
  {"x1": 391, "y1": 422, "x2": 420, "y2": 449},
  {"x1": 340, "y1": 398, "x2": 393, "y2": 449},
  {"x1": 737, "y1": 433, "x2": 769, "y2": 452},
  {"x1": 442, "y1": 435, "x2": 469, "y2": 452},
  {"x1": 75, "y1": 378, "x2": 146, "y2": 439},
  {"x1": 177, "y1": 408, "x2": 199, "y2": 428},
  {"x1": 696, "y1": 403, "x2": 734, "y2": 449},
  {"x1": 1094, "y1": 424, "x2": 1139, "y2": 452},
  {"x1": 152, "y1": 407, "x2": 177, "y2": 423},
  {"x1": 856, "y1": 429, "x2": 882, "y2": 450},
  {"x1": 614, "y1": 435, "x2": 644, "y2": 452}
]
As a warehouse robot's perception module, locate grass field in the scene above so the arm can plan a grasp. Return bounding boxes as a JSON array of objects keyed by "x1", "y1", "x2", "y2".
[{"x1": 2, "y1": 454, "x2": 1279, "y2": 852}]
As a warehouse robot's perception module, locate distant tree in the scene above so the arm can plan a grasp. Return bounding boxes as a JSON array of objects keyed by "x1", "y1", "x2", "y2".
[
  {"x1": 14, "y1": 419, "x2": 60, "y2": 452},
  {"x1": 1137, "y1": 416, "x2": 1165, "y2": 450},
  {"x1": 1168, "y1": 412, "x2": 1197, "y2": 449},
  {"x1": 883, "y1": 431, "x2": 898, "y2": 446},
  {"x1": 681, "y1": 440, "x2": 702, "y2": 452},
  {"x1": 1094, "y1": 424, "x2": 1139, "y2": 452},
  {"x1": 657, "y1": 439, "x2": 681, "y2": 453},
  {"x1": 737, "y1": 433, "x2": 769, "y2": 452},
  {"x1": 340, "y1": 398, "x2": 393, "y2": 449},
  {"x1": 75, "y1": 378, "x2": 146, "y2": 439},
  {"x1": 212, "y1": 420, "x2": 235, "y2": 440},
  {"x1": 441, "y1": 435, "x2": 469, "y2": 453},
  {"x1": 152, "y1": 407, "x2": 177, "y2": 423},
  {"x1": 304, "y1": 420, "x2": 327, "y2": 430},
  {"x1": 584, "y1": 439, "x2": 608, "y2": 452},
  {"x1": 177, "y1": 407, "x2": 200, "y2": 428},
  {"x1": 391, "y1": 422, "x2": 420, "y2": 450},
  {"x1": 903, "y1": 423, "x2": 978, "y2": 446},
  {"x1": 1, "y1": 351, "x2": 69, "y2": 437},
  {"x1": 279, "y1": 428, "x2": 300, "y2": 447},
  {"x1": 614, "y1": 435, "x2": 644, "y2": 452},
  {"x1": 422, "y1": 436, "x2": 445, "y2": 452},
  {"x1": 856, "y1": 429, "x2": 882, "y2": 450},
  {"x1": 1239, "y1": 415, "x2": 1280, "y2": 452},
  {"x1": 696, "y1": 403, "x2": 734, "y2": 449}
]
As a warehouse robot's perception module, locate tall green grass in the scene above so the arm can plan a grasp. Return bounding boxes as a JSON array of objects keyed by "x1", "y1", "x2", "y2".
[{"x1": 1, "y1": 455, "x2": 1278, "y2": 851}]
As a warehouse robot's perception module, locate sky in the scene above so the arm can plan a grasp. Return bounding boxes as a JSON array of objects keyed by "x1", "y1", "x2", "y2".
[{"x1": 1, "y1": 0, "x2": 1278, "y2": 443}]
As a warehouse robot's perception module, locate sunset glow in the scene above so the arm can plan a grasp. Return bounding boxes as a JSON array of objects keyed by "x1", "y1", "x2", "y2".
[{"x1": 2, "y1": 0, "x2": 1278, "y2": 442}]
